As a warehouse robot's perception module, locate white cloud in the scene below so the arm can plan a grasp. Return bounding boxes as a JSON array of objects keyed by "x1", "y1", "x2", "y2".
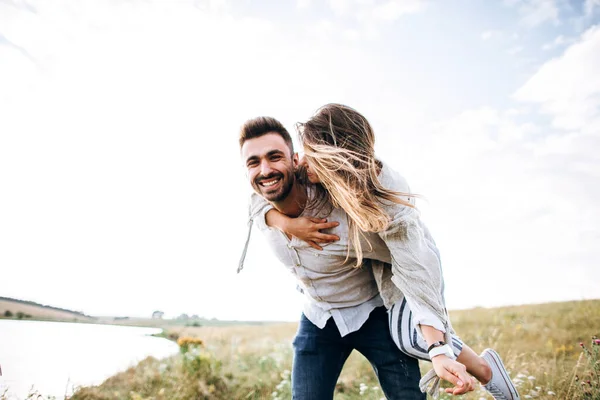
[
  {"x1": 328, "y1": 0, "x2": 425, "y2": 23},
  {"x1": 371, "y1": 0, "x2": 424, "y2": 21},
  {"x1": 297, "y1": 0, "x2": 312, "y2": 9},
  {"x1": 585, "y1": 0, "x2": 600, "y2": 17},
  {"x1": 481, "y1": 30, "x2": 502, "y2": 41},
  {"x1": 542, "y1": 34, "x2": 574, "y2": 50},
  {"x1": 507, "y1": 45, "x2": 524, "y2": 55},
  {"x1": 377, "y1": 101, "x2": 599, "y2": 308},
  {"x1": 329, "y1": 0, "x2": 351, "y2": 16},
  {"x1": 506, "y1": 0, "x2": 560, "y2": 27},
  {"x1": 516, "y1": 26, "x2": 600, "y2": 131},
  {"x1": 372, "y1": 24, "x2": 600, "y2": 309}
]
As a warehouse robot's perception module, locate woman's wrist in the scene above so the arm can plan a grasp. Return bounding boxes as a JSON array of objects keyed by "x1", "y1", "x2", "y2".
[
  {"x1": 265, "y1": 209, "x2": 286, "y2": 231},
  {"x1": 428, "y1": 344, "x2": 455, "y2": 360}
]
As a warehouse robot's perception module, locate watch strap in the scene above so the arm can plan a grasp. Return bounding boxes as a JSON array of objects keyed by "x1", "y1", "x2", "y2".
[
  {"x1": 428, "y1": 344, "x2": 455, "y2": 360},
  {"x1": 426, "y1": 341, "x2": 446, "y2": 353}
]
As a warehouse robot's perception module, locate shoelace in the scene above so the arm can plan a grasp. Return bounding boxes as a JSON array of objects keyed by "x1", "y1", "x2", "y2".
[{"x1": 487, "y1": 383, "x2": 509, "y2": 400}]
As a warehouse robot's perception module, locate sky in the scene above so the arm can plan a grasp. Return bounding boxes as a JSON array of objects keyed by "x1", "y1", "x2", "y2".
[{"x1": 1, "y1": 0, "x2": 599, "y2": 321}]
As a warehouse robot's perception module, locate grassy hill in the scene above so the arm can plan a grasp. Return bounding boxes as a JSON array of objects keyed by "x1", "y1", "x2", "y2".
[
  {"x1": 0, "y1": 296, "x2": 276, "y2": 329},
  {"x1": 0, "y1": 296, "x2": 95, "y2": 322},
  {"x1": 70, "y1": 299, "x2": 600, "y2": 400}
]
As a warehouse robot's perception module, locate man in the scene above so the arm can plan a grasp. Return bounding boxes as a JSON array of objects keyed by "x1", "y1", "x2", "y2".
[{"x1": 238, "y1": 116, "x2": 433, "y2": 399}]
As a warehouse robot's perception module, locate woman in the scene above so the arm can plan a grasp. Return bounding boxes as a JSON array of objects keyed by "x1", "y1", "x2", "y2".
[{"x1": 260, "y1": 104, "x2": 520, "y2": 399}]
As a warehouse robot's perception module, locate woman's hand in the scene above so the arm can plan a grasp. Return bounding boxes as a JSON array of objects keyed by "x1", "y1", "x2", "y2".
[
  {"x1": 285, "y1": 217, "x2": 340, "y2": 250},
  {"x1": 431, "y1": 355, "x2": 476, "y2": 395}
]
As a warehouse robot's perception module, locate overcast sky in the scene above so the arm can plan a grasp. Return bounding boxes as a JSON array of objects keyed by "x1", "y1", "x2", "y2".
[{"x1": 1, "y1": 0, "x2": 599, "y2": 321}]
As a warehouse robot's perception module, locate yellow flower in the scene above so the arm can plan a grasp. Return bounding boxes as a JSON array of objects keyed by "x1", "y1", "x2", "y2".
[{"x1": 177, "y1": 336, "x2": 204, "y2": 347}]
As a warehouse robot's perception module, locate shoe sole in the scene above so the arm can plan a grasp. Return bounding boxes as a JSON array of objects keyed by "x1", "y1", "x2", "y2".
[{"x1": 483, "y1": 348, "x2": 520, "y2": 400}]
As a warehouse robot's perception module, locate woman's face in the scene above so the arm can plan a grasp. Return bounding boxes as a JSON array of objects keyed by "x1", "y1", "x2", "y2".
[{"x1": 299, "y1": 155, "x2": 321, "y2": 184}]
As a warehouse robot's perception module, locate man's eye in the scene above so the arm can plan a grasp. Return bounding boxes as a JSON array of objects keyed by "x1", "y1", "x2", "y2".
[
  {"x1": 270, "y1": 155, "x2": 282, "y2": 161},
  {"x1": 247, "y1": 161, "x2": 258, "y2": 168}
]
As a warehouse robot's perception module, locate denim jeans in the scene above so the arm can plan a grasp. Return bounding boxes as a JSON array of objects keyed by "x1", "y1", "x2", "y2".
[{"x1": 292, "y1": 306, "x2": 425, "y2": 399}]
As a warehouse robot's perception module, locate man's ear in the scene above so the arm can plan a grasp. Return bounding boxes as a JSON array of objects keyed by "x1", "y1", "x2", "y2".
[{"x1": 292, "y1": 152, "x2": 299, "y2": 169}]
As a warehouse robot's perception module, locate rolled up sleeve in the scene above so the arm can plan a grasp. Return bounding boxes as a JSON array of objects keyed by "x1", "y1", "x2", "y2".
[
  {"x1": 381, "y1": 206, "x2": 448, "y2": 338},
  {"x1": 249, "y1": 193, "x2": 274, "y2": 231}
]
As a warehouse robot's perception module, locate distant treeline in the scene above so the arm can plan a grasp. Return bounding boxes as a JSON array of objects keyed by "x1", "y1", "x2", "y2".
[{"x1": 0, "y1": 296, "x2": 94, "y2": 319}]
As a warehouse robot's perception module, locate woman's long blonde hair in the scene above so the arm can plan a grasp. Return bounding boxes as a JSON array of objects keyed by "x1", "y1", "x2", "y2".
[{"x1": 298, "y1": 103, "x2": 414, "y2": 267}]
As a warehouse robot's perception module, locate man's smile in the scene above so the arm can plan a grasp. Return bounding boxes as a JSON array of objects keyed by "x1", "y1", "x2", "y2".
[{"x1": 257, "y1": 174, "x2": 283, "y2": 191}]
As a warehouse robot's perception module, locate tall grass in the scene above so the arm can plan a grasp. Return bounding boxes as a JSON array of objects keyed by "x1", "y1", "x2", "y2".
[{"x1": 59, "y1": 300, "x2": 600, "y2": 399}]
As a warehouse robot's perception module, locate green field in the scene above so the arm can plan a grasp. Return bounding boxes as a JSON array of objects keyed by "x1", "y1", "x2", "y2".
[{"x1": 66, "y1": 299, "x2": 600, "y2": 400}]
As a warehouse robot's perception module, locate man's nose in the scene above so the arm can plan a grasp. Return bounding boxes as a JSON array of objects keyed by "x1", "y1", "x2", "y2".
[{"x1": 260, "y1": 160, "x2": 274, "y2": 175}]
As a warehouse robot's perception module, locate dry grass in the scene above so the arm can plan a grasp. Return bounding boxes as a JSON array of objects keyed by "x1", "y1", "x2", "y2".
[{"x1": 32, "y1": 299, "x2": 600, "y2": 399}]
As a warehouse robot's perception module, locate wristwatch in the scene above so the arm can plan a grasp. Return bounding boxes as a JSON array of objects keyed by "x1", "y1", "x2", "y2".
[{"x1": 427, "y1": 341, "x2": 456, "y2": 360}]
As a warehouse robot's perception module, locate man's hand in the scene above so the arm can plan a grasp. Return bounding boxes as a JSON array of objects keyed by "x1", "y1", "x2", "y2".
[
  {"x1": 431, "y1": 355, "x2": 476, "y2": 395},
  {"x1": 286, "y1": 217, "x2": 340, "y2": 250}
]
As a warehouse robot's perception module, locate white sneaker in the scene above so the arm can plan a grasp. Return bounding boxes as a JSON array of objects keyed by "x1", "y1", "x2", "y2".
[{"x1": 480, "y1": 348, "x2": 521, "y2": 400}]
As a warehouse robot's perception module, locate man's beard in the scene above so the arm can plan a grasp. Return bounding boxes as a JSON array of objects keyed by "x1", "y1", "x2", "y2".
[{"x1": 253, "y1": 171, "x2": 295, "y2": 202}]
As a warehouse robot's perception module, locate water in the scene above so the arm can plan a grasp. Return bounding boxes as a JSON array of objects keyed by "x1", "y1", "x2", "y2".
[{"x1": 0, "y1": 319, "x2": 179, "y2": 399}]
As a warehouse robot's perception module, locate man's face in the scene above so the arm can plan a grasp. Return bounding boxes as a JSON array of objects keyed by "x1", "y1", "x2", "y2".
[{"x1": 241, "y1": 133, "x2": 298, "y2": 202}]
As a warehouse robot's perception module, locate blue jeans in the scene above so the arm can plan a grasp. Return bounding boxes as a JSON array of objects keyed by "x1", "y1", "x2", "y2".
[{"x1": 292, "y1": 306, "x2": 425, "y2": 399}]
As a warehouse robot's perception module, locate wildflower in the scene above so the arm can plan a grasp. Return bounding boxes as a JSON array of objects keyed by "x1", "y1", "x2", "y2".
[
  {"x1": 527, "y1": 376, "x2": 536, "y2": 381},
  {"x1": 177, "y1": 336, "x2": 204, "y2": 347},
  {"x1": 593, "y1": 339, "x2": 600, "y2": 346},
  {"x1": 547, "y1": 391, "x2": 556, "y2": 396},
  {"x1": 579, "y1": 342, "x2": 585, "y2": 348},
  {"x1": 359, "y1": 383, "x2": 368, "y2": 395},
  {"x1": 513, "y1": 378, "x2": 523, "y2": 386}
]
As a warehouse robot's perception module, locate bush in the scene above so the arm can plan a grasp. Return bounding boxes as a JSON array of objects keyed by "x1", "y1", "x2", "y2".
[{"x1": 3, "y1": 310, "x2": 13, "y2": 317}]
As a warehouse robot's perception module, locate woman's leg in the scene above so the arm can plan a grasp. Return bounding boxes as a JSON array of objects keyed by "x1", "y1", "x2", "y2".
[
  {"x1": 388, "y1": 297, "x2": 464, "y2": 361},
  {"x1": 388, "y1": 298, "x2": 520, "y2": 399},
  {"x1": 388, "y1": 297, "x2": 489, "y2": 381}
]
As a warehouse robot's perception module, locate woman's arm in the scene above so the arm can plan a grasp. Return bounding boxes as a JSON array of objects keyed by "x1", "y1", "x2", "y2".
[
  {"x1": 381, "y1": 217, "x2": 475, "y2": 395},
  {"x1": 376, "y1": 166, "x2": 473, "y2": 394},
  {"x1": 265, "y1": 209, "x2": 340, "y2": 250}
]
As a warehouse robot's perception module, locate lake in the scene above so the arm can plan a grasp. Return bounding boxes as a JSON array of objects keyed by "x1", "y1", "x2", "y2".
[{"x1": 0, "y1": 319, "x2": 179, "y2": 399}]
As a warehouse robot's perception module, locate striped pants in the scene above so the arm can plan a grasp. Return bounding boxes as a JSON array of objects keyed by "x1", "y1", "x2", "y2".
[{"x1": 388, "y1": 297, "x2": 463, "y2": 361}]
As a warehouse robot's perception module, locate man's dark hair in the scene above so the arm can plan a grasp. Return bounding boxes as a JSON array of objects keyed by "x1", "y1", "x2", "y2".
[{"x1": 239, "y1": 116, "x2": 294, "y2": 155}]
